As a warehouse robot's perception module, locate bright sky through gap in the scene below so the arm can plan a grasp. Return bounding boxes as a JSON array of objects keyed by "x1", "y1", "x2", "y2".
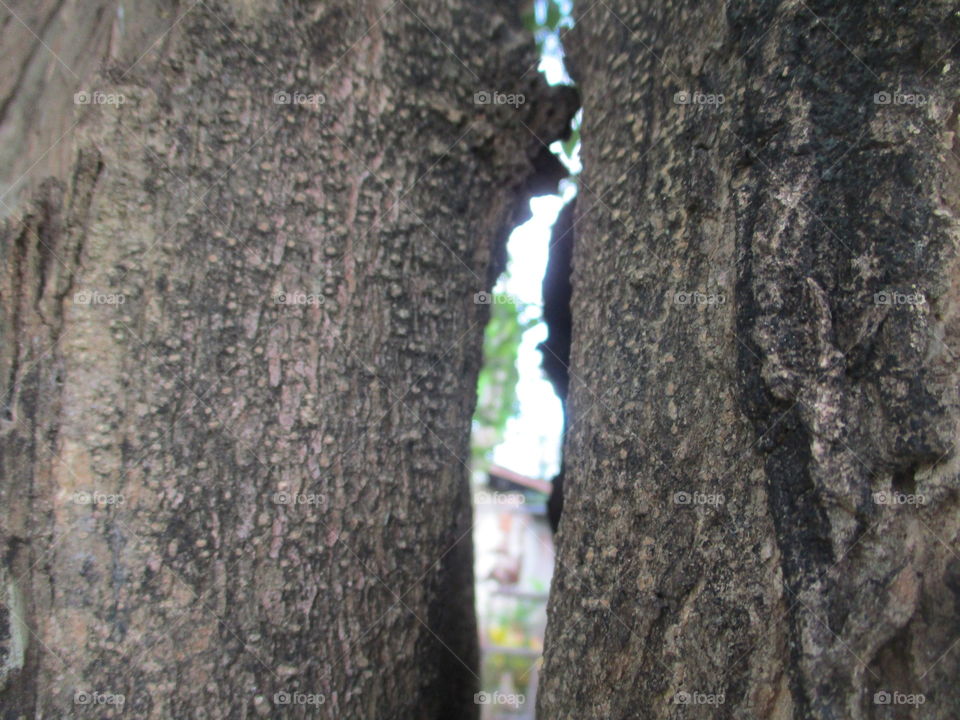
[
  {"x1": 475, "y1": 8, "x2": 577, "y2": 709},
  {"x1": 488, "y1": 45, "x2": 579, "y2": 480}
]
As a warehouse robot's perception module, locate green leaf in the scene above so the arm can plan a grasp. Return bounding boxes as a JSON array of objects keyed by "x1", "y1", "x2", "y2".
[
  {"x1": 545, "y1": 0, "x2": 562, "y2": 30},
  {"x1": 561, "y1": 128, "x2": 579, "y2": 158},
  {"x1": 522, "y1": 8, "x2": 538, "y2": 32}
]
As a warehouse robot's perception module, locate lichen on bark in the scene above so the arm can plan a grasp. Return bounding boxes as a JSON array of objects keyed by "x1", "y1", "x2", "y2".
[{"x1": 539, "y1": 2, "x2": 960, "y2": 719}]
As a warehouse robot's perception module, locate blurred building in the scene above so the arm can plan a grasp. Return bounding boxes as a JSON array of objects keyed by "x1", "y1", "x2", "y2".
[{"x1": 474, "y1": 465, "x2": 555, "y2": 720}]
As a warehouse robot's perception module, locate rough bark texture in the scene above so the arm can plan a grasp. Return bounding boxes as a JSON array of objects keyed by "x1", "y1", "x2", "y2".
[
  {"x1": 0, "y1": 1, "x2": 574, "y2": 717},
  {"x1": 540, "y1": 1, "x2": 960, "y2": 719}
]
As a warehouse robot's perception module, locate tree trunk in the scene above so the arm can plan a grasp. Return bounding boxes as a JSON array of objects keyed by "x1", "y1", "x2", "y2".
[
  {"x1": 0, "y1": 1, "x2": 574, "y2": 717},
  {"x1": 540, "y1": 1, "x2": 960, "y2": 718}
]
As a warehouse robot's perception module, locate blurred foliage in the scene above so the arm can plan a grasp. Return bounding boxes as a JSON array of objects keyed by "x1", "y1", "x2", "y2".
[
  {"x1": 481, "y1": 652, "x2": 535, "y2": 702},
  {"x1": 472, "y1": 295, "x2": 536, "y2": 469},
  {"x1": 481, "y1": 598, "x2": 543, "y2": 713},
  {"x1": 486, "y1": 598, "x2": 543, "y2": 648},
  {"x1": 522, "y1": 0, "x2": 573, "y2": 38}
]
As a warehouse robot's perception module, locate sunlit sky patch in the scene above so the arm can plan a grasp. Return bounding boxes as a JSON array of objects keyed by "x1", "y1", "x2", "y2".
[{"x1": 488, "y1": 43, "x2": 579, "y2": 480}]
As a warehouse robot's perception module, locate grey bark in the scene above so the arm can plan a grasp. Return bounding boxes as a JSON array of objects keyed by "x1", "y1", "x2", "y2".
[
  {"x1": 540, "y1": 1, "x2": 960, "y2": 719},
  {"x1": 0, "y1": 1, "x2": 574, "y2": 717}
]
